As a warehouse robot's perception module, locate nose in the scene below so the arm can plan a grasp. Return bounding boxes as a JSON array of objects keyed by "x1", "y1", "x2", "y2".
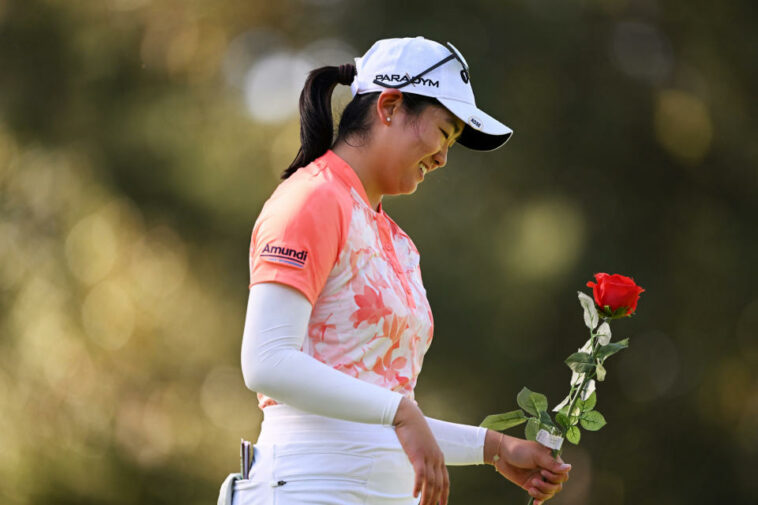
[{"x1": 431, "y1": 143, "x2": 449, "y2": 170}]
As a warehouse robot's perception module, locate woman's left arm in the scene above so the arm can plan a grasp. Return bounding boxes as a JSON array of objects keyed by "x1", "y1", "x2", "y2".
[
  {"x1": 423, "y1": 416, "x2": 488, "y2": 466},
  {"x1": 423, "y1": 419, "x2": 571, "y2": 503}
]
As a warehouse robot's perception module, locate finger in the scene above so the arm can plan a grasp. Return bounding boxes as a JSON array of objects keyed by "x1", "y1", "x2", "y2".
[
  {"x1": 532, "y1": 476, "x2": 563, "y2": 495},
  {"x1": 413, "y1": 465, "x2": 424, "y2": 498},
  {"x1": 540, "y1": 468, "x2": 570, "y2": 484},
  {"x1": 433, "y1": 466, "x2": 444, "y2": 505},
  {"x1": 553, "y1": 455, "x2": 571, "y2": 474},
  {"x1": 435, "y1": 464, "x2": 447, "y2": 505},
  {"x1": 430, "y1": 464, "x2": 442, "y2": 505},
  {"x1": 420, "y1": 481, "x2": 431, "y2": 505},
  {"x1": 440, "y1": 466, "x2": 450, "y2": 505},
  {"x1": 539, "y1": 453, "x2": 571, "y2": 474},
  {"x1": 422, "y1": 468, "x2": 437, "y2": 505},
  {"x1": 419, "y1": 480, "x2": 428, "y2": 505},
  {"x1": 528, "y1": 485, "x2": 552, "y2": 502},
  {"x1": 555, "y1": 461, "x2": 571, "y2": 474}
]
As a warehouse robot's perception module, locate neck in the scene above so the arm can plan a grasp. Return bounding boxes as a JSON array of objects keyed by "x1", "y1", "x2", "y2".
[{"x1": 331, "y1": 141, "x2": 383, "y2": 211}]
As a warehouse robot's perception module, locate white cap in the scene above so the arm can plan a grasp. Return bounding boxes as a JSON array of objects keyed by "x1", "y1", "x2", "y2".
[{"x1": 351, "y1": 36, "x2": 513, "y2": 151}]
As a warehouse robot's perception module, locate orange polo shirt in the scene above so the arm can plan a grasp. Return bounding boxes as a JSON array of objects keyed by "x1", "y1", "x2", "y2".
[{"x1": 249, "y1": 150, "x2": 434, "y2": 409}]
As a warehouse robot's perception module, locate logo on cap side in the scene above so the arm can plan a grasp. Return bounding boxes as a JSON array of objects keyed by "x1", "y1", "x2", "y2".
[
  {"x1": 468, "y1": 116, "x2": 483, "y2": 130},
  {"x1": 375, "y1": 74, "x2": 440, "y2": 88}
]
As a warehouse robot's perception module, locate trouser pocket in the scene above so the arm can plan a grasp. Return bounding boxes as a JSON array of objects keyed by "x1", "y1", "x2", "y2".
[
  {"x1": 233, "y1": 445, "x2": 273, "y2": 505},
  {"x1": 271, "y1": 441, "x2": 374, "y2": 504},
  {"x1": 273, "y1": 440, "x2": 375, "y2": 488}
]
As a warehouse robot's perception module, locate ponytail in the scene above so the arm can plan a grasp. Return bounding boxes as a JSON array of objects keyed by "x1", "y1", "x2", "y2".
[{"x1": 282, "y1": 64, "x2": 356, "y2": 179}]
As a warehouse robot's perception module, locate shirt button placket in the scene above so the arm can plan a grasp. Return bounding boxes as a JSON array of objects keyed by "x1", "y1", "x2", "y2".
[{"x1": 377, "y1": 214, "x2": 416, "y2": 308}]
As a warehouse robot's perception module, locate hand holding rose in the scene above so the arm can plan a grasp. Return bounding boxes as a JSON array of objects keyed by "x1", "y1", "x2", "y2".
[{"x1": 484, "y1": 430, "x2": 571, "y2": 505}]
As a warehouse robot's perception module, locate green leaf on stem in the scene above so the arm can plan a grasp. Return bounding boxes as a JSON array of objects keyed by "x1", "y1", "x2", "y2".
[
  {"x1": 531, "y1": 392, "x2": 549, "y2": 413},
  {"x1": 578, "y1": 291, "x2": 599, "y2": 330},
  {"x1": 579, "y1": 410, "x2": 607, "y2": 431},
  {"x1": 565, "y1": 352, "x2": 596, "y2": 374},
  {"x1": 517, "y1": 387, "x2": 548, "y2": 416},
  {"x1": 596, "y1": 322, "x2": 611, "y2": 346},
  {"x1": 539, "y1": 410, "x2": 556, "y2": 430},
  {"x1": 596, "y1": 362, "x2": 607, "y2": 381},
  {"x1": 480, "y1": 410, "x2": 528, "y2": 431},
  {"x1": 581, "y1": 391, "x2": 597, "y2": 412},
  {"x1": 555, "y1": 412, "x2": 570, "y2": 430},
  {"x1": 566, "y1": 425, "x2": 581, "y2": 445},
  {"x1": 596, "y1": 338, "x2": 630, "y2": 362},
  {"x1": 525, "y1": 417, "x2": 540, "y2": 441}
]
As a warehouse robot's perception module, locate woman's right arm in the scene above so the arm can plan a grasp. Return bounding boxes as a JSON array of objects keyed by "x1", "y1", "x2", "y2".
[
  {"x1": 241, "y1": 281, "x2": 449, "y2": 505},
  {"x1": 241, "y1": 281, "x2": 402, "y2": 424}
]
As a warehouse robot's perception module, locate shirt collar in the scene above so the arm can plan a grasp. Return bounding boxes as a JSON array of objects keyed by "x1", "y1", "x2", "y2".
[{"x1": 321, "y1": 149, "x2": 384, "y2": 214}]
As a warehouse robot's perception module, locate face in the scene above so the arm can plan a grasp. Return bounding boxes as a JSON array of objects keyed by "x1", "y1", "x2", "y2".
[{"x1": 374, "y1": 95, "x2": 465, "y2": 198}]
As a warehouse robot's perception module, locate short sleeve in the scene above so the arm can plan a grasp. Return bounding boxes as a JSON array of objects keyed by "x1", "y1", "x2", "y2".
[{"x1": 249, "y1": 177, "x2": 350, "y2": 306}]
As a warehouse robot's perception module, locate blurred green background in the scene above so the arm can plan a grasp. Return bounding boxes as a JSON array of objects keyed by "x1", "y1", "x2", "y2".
[{"x1": 1, "y1": 0, "x2": 756, "y2": 503}]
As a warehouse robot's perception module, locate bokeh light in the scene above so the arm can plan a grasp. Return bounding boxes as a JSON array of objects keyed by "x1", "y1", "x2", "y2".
[
  {"x1": 654, "y1": 89, "x2": 713, "y2": 164},
  {"x1": 497, "y1": 196, "x2": 586, "y2": 280},
  {"x1": 82, "y1": 279, "x2": 136, "y2": 350},
  {"x1": 611, "y1": 21, "x2": 674, "y2": 84},
  {"x1": 201, "y1": 365, "x2": 262, "y2": 432},
  {"x1": 223, "y1": 28, "x2": 287, "y2": 90},
  {"x1": 243, "y1": 50, "x2": 314, "y2": 123},
  {"x1": 65, "y1": 209, "x2": 119, "y2": 285}
]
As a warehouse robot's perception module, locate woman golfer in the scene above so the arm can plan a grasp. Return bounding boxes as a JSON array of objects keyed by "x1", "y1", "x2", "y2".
[{"x1": 235, "y1": 36, "x2": 571, "y2": 505}]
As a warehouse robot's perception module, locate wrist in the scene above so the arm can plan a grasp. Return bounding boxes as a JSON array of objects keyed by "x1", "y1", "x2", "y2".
[
  {"x1": 392, "y1": 397, "x2": 419, "y2": 426},
  {"x1": 483, "y1": 429, "x2": 504, "y2": 466}
]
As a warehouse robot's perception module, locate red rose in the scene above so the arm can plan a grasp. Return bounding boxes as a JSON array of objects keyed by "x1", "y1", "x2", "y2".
[{"x1": 586, "y1": 273, "x2": 644, "y2": 318}]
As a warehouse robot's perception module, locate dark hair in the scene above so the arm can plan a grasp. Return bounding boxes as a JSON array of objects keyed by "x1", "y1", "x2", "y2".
[{"x1": 282, "y1": 64, "x2": 440, "y2": 179}]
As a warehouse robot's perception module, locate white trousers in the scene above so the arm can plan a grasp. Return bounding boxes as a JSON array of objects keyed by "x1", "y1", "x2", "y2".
[{"x1": 232, "y1": 404, "x2": 420, "y2": 505}]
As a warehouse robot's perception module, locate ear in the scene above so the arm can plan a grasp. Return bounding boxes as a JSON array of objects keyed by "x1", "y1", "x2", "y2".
[{"x1": 376, "y1": 90, "x2": 403, "y2": 125}]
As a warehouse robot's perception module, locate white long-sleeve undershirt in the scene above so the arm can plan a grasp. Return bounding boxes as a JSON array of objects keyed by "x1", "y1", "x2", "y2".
[{"x1": 240, "y1": 282, "x2": 487, "y2": 465}]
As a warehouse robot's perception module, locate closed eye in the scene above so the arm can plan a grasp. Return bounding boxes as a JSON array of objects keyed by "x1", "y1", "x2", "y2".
[{"x1": 440, "y1": 128, "x2": 458, "y2": 148}]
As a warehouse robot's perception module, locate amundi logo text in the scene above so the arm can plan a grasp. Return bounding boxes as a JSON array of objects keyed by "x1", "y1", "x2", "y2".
[{"x1": 261, "y1": 243, "x2": 308, "y2": 269}]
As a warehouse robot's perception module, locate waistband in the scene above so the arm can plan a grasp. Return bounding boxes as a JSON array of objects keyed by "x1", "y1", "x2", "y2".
[{"x1": 257, "y1": 404, "x2": 402, "y2": 448}]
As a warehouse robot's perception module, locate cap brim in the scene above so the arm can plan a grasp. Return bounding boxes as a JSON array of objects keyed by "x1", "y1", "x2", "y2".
[{"x1": 437, "y1": 97, "x2": 513, "y2": 151}]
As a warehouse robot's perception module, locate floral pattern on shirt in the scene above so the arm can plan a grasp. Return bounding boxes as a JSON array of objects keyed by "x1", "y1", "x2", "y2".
[{"x1": 257, "y1": 185, "x2": 434, "y2": 409}]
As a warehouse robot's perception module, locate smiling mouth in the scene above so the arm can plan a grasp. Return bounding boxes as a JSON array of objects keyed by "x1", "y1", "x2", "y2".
[{"x1": 419, "y1": 163, "x2": 429, "y2": 177}]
